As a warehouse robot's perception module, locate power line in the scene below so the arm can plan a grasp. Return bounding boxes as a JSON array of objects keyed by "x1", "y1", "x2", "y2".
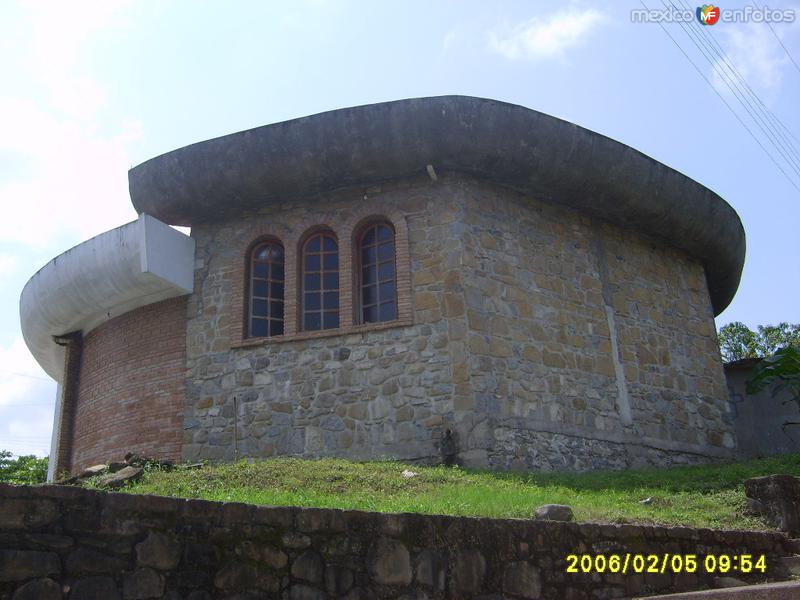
[
  {"x1": 673, "y1": 0, "x2": 800, "y2": 174},
  {"x1": 0, "y1": 370, "x2": 53, "y2": 382},
  {"x1": 641, "y1": 0, "x2": 800, "y2": 193},
  {"x1": 753, "y1": 0, "x2": 800, "y2": 78}
]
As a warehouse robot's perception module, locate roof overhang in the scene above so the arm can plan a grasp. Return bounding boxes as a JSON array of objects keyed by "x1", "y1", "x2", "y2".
[
  {"x1": 20, "y1": 214, "x2": 195, "y2": 381},
  {"x1": 128, "y1": 95, "x2": 745, "y2": 314}
]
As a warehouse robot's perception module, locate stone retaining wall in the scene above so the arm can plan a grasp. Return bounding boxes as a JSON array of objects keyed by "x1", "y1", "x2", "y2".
[{"x1": 0, "y1": 483, "x2": 794, "y2": 599}]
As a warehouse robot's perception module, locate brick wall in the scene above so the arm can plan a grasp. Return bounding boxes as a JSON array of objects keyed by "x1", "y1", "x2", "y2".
[
  {"x1": 0, "y1": 483, "x2": 794, "y2": 599},
  {"x1": 67, "y1": 297, "x2": 188, "y2": 474}
]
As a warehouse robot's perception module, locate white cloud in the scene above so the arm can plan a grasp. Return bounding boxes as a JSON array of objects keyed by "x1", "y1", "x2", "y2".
[
  {"x1": 711, "y1": 23, "x2": 792, "y2": 103},
  {"x1": 0, "y1": 1, "x2": 140, "y2": 252},
  {"x1": 489, "y1": 9, "x2": 606, "y2": 61},
  {"x1": 0, "y1": 337, "x2": 55, "y2": 457}
]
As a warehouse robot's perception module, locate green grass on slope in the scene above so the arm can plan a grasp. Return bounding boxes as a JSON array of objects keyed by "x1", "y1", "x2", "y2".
[{"x1": 122, "y1": 453, "x2": 800, "y2": 530}]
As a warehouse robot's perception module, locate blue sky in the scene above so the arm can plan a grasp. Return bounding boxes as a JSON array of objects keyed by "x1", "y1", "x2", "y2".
[{"x1": 0, "y1": 0, "x2": 798, "y2": 457}]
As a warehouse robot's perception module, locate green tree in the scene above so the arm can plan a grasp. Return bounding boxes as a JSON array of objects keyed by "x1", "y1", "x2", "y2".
[
  {"x1": 0, "y1": 450, "x2": 48, "y2": 485},
  {"x1": 717, "y1": 322, "x2": 800, "y2": 362},
  {"x1": 718, "y1": 321, "x2": 759, "y2": 362}
]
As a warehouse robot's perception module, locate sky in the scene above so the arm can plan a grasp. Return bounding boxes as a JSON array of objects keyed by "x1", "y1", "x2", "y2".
[{"x1": 0, "y1": 1, "x2": 798, "y2": 458}]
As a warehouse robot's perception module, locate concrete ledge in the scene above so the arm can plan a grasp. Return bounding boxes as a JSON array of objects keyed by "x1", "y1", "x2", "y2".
[
  {"x1": 128, "y1": 95, "x2": 745, "y2": 314},
  {"x1": 638, "y1": 579, "x2": 800, "y2": 599},
  {"x1": 19, "y1": 214, "x2": 195, "y2": 380}
]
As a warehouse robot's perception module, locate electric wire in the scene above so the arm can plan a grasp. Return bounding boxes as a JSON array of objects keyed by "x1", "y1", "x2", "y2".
[
  {"x1": 667, "y1": 0, "x2": 800, "y2": 180},
  {"x1": 640, "y1": 0, "x2": 800, "y2": 193}
]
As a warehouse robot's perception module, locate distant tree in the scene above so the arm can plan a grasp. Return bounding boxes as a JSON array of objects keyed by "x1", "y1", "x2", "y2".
[
  {"x1": 718, "y1": 321, "x2": 759, "y2": 362},
  {"x1": 0, "y1": 450, "x2": 48, "y2": 485},
  {"x1": 717, "y1": 322, "x2": 800, "y2": 362}
]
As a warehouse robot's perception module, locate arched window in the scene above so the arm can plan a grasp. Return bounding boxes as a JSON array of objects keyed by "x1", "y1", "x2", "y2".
[
  {"x1": 301, "y1": 231, "x2": 339, "y2": 331},
  {"x1": 358, "y1": 222, "x2": 397, "y2": 323},
  {"x1": 249, "y1": 241, "x2": 285, "y2": 337}
]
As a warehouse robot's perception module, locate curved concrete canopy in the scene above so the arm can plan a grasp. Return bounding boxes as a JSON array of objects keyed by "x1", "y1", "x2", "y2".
[
  {"x1": 20, "y1": 214, "x2": 195, "y2": 381},
  {"x1": 129, "y1": 95, "x2": 745, "y2": 314}
]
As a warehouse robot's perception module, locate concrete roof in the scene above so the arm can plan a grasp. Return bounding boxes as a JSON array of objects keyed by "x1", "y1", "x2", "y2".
[
  {"x1": 129, "y1": 95, "x2": 745, "y2": 314},
  {"x1": 20, "y1": 214, "x2": 195, "y2": 381}
]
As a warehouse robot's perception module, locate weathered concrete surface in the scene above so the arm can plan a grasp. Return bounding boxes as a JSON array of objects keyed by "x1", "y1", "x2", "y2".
[
  {"x1": 129, "y1": 95, "x2": 745, "y2": 314},
  {"x1": 637, "y1": 579, "x2": 800, "y2": 599},
  {"x1": 725, "y1": 358, "x2": 800, "y2": 458},
  {"x1": 19, "y1": 213, "x2": 194, "y2": 381}
]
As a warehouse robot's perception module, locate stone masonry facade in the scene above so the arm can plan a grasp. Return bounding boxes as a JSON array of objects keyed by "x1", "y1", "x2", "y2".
[
  {"x1": 1, "y1": 483, "x2": 795, "y2": 599},
  {"x1": 182, "y1": 173, "x2": 734, "y2": 470}
]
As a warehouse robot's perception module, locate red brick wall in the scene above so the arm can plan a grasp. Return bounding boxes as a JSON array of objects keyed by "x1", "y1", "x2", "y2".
[{"x1": 69, "y1": 296, "x2": 187, "y2": 473}]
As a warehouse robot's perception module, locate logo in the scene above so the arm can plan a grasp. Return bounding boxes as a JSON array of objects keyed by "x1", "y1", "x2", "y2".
[{"x1": 697, "y1": 4, "x2": 721, "y2": 25}]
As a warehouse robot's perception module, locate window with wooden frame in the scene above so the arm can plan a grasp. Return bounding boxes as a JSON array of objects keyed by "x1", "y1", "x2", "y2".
[
  {"x1": 248, "y1": 241, "x2": 285, "y2": 338},
  {"x1": 301, "y1": 231, "x2": 340, "y2": 331},
  {"x1": 358, "y1": 222, "x2": 398, "y2": 324}
]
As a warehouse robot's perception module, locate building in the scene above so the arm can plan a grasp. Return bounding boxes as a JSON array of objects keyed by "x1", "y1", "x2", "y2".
[{"x1": 19, "y1": 96, "x2": 745, "y2": 478}]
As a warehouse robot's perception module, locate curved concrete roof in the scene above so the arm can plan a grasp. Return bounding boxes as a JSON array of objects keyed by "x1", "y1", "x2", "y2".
[
  {"x1": 20, "y1": 214, "x2": 195, "y2": 380},
  {"x1": 129, "y1": 95, "x2": 745, "y2": 314}
]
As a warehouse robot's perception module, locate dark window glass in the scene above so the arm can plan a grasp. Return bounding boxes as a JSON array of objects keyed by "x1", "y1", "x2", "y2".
[
  {"x1": 363, "y1": 305, "x2": 378, "y2": 323},
  {"x1": 304, "y1": 312, "x2": 321, "y2": 331},
  {"x1": 302, "y1": 231, "x2": 340, "y2": 331},
  {"x1": 378, "y1": 261, "x2": 395, "y2": 281},
  {"x1": 305, "y1": 273, "x2": 320, "y2": 291},
  {"x1": 252, "y1": 299, "x2": 268, "y2": 317},
  {"x1": 358, "y1": 222, "x2": 398, "y2": 324},
  {"x1": 379, "y1": 302, "x2": 397, "y2": 321},
  {"x1": 269, "y1": 320, "x2": 284, "y2": 337},
  {"x1": 362, "y1": 266, "x2": 377, "y2": 285},
  {"x1": 249, "y1": 240, "x2": 285, "y2": 337},
  {"x1": 305, "y1": 254, "x2": 321, "y2": 271},
  {"x1": 252, "y1": 319, "x2": 268, "y2": 337},
  {"x1": 254, "y1": 262, "x2": 268, "y2": 278},
  {"x1": 253, "y1": 280, "x2": 268, "y2": 298},
  {"x1": 323, "y1": 291, "x2": 339, "y2": 310},
  {"x1": 377, "y1": 242, "x2": 394, "y2": 262},
  {"x1": 305, "y1": 292, "x2": 321, "y2": 311}
]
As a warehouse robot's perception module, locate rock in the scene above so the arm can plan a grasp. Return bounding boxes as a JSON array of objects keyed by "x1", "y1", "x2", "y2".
[
  {"x1": 136, "y1": 531, "x2": 182, "y2": 570},
  {"x1": 291, "y1": 549, "x2": 324, "y2": 583},
  {"x1": 95, "y1": 466, "x2": 143, "y2": 489},
  {"x1": 415, "y1": 549, "x2": 446, "y2": 591},
  {"x1": 70, "y1": 576, "x2": 121, "y2": 600},
  {"x1": 0, "y1": 550, "x2": 60, "y2": 582},
  {"x1": 214, "y1": 562, "x2": 279, "y2": 592},
  {"x1": 368, "y1": 538, "x2": 412, "y2": 585},
  {"x1": 108, "y1": 461, "x2": 128, "y2": 473},
  {"x1": 66, "y1": 547, "x2": 127, "y2": 575},
  {"x1": 123, "y1": 567, "x2": 164, "y2": 599},
  {"x1": 325, "y1": 565, "x2": 354, "y2": 595},
  {"x1": 79, "y1": 464, "x2": 109, "y2": 478},
  {"x1": 290, "y1": 584, "x2": 327, "y2": 600},
  {"x1": 0, "y1": 498, "x2": 58, "y2": 529},
  {"x1": 12, "y1": 577, "x2": 61, "y2": 600},
  {"x1": 503, "y1": 561, "x2": 542, "y2": 599},
  {"x1": 534, "y1": 504, "x2": 575, "y2": 522},
  {"x1": 744, "y1": 474, "x2": 800, "y2": 535},
  {"x1": 451, "y1": 549, "x2": 486, "y2": 593},
  {"x1": 401, "y1": 470, "x2": 417, "y2": 478}
]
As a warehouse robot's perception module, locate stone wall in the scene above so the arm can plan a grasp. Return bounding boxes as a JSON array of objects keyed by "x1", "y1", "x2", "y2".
[
  {"x1": 181, "y1": 173, "x2": 734, "y2": 470},
  {"x1": 66, "y1": 297, "x2": 187, "y2": 474},
  {"x1": 0, "y1": 483, "x2": 794, "y2": 599}
]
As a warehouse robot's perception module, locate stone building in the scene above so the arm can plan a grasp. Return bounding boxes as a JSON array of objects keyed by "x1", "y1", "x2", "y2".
[{"x1": 20, "y1": 96, "x2": 745, "y2": 478}]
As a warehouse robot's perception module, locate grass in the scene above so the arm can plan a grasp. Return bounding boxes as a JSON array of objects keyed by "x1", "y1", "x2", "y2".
[{"x1": 120, "y1": 453, "x2": 800, "y2": 531}]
